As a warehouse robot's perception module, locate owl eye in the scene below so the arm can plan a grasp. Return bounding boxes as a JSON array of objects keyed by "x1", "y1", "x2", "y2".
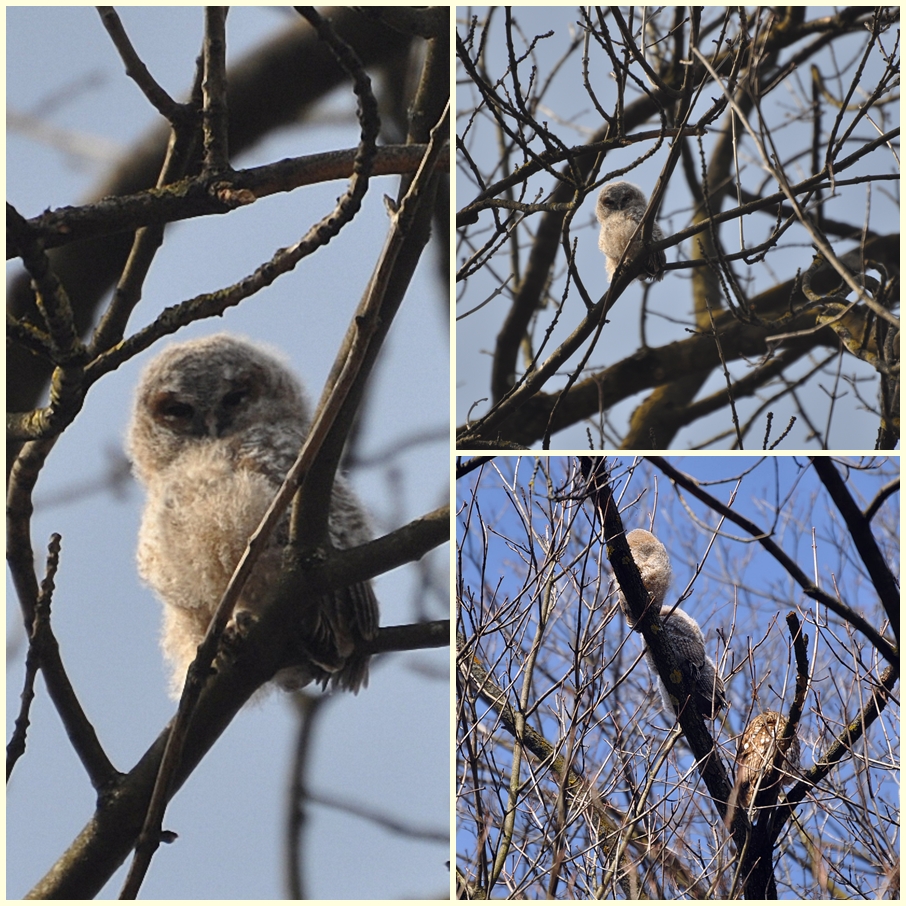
[
  {"x1": 159, "y1": 400, "x2": 194, "y2": 420},
  {"x1": 221, "y1": 388, "x2": 247, "y2": 409}
]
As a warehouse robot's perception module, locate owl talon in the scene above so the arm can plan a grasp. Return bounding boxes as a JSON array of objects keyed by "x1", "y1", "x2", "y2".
[{"x1": 221, "y1": 609, "x2": 257, "y2": 659}]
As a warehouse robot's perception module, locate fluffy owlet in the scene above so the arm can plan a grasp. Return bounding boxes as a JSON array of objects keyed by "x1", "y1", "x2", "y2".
[
  {"x1": 127, "y1": 333, "x2": 379, "y2": 698},
  {"x1": 617, "y1": 529, "x2": 673, "y2": 622},
  {"x1": 618, "y1": 529, "x2": 727, "y2": 719},
  {"x1": 596, "y1": 181, "x2": 667, "y2": 283},
  {"x1": 737, "y1": 710, "x2": 801, "y2": 810}
]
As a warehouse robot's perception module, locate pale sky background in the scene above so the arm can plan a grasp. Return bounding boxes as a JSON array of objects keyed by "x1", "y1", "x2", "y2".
[
  {"x1": 7, "y1": 7, "x2": 450, "y2": 899},
  {"x1": 455, "y1": 6, "x2": 899, "y2": 449}
]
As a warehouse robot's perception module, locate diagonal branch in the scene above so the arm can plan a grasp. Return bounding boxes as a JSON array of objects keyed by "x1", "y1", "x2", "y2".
[
  {"x1": 810, "y1": 457, "x2": 900, "y2": 639},
  {"x1": 646, "y1": 456, "x2": 897, "y2": 664}
]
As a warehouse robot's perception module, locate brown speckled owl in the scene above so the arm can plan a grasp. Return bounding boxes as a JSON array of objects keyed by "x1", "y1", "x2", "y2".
[
  {"x1": 619, "y1": 529, "x2": 726, "y2": 719},
  {"x1": 596, "y1": 181, "x2": 666, "y2": 283},
  {"x1": 127, "y1": 333, "x2": 378, "y2": 698},
  {"x1": 737, "y1": 710, "x2": 801, "y2": 810}
]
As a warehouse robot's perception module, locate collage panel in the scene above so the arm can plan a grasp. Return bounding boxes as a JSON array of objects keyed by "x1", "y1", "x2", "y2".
[
  {"x1": 455, "y1": 7, "x2": 898, "y2": 452},
  {"x1": 7, "y1": 7, "x2": 451, "y2": 900},
  {"x1": 455, "y1": 455, "x2": 899, "y2": 898}
]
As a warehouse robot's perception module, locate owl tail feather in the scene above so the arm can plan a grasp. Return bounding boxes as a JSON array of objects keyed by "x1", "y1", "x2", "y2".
[{"x1": 277, "y1": 582, "x2": 379, "y2": 694}]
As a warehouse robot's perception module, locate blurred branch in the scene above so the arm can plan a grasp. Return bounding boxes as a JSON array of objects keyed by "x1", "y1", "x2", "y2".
[{"x1": 8, "y1": 9, "x2": 416, "y2": 430}]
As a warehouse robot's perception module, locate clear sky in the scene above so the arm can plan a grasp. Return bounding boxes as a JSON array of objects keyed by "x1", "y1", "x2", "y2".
[{"x1": 7, "y1": 8, "x2": 450, "y2": 899}]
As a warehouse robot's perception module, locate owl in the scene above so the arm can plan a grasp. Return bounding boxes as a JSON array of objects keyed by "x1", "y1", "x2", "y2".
[
  {"x1": 618, "y1": 529, "x2": 726, "y2": 719},
  {"x1": 736, "y1": 710, "x2": 801, "y2": 810},
  {"x1": 617, "y1": 529, "x2": 672, "y2": 623},
  {"x1": 127, "y1": 333, "x2": 379, "y2": 698},
  {"x1": 595, "y1": 181, "x2": 666, "y2": 283},
  {"x1": 645, "y1": 607, "x2": 727, "y2": 719}
]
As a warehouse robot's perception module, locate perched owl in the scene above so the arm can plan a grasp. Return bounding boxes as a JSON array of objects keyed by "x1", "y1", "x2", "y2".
[
  {"x1": 618, "y1": 529, "x2": 726, "y2": 719},
  {"x1": 645, "y1": 607, "x2": 727, "y2": 719},
  {"x1": 736, "y1": 710, "x2": 801, "y2": 810},
  {"x1": 618, "y1": 529, "x2": 672, "y2": 623},
  {"x1": 127, "y1": 333, "x2": 379, "y2": 698},
  {"x1": 596, "y1": 181, "x2": 666, "y2": 283}
]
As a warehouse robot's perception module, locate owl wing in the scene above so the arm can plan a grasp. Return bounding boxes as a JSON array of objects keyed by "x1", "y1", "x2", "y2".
[
  {"x1": 319, "y1": 580, "x2": 379, "y2": 691},
  {"x1": 241, "y1": 441, "x2": 379, "y2": 693},
  {"x1": 660, "y1": 608, "x2": 726, "y2": 718}
]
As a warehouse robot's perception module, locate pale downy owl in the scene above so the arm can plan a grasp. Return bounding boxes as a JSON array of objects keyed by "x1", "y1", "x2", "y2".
[
  {"x1": 617, "y1": 529, "x2": 672, "y2": 622},
  {"x1": 127, "y1": 333, "x2": 378, "y2": 698},
  {"x1": 619, "y1": 529, "x2": 726, "y2": 719},
  {"x1": 596, "y1": 181, "x2": 666, "y2": 283},
  {"x1": 736, "y1": 709, "x2": 801, "y2": 810}
]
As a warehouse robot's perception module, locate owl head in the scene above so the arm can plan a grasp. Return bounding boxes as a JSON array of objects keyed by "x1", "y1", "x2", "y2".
[
  {"x1": 596, "y1": 181, "x2": 647, "y2": 219},
  {"x1": 128, "y1": 333, "x2": 309, "y2": 482},
  {"x1": 626, "y1": 528, "x2": 669, "y2": 567}
]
